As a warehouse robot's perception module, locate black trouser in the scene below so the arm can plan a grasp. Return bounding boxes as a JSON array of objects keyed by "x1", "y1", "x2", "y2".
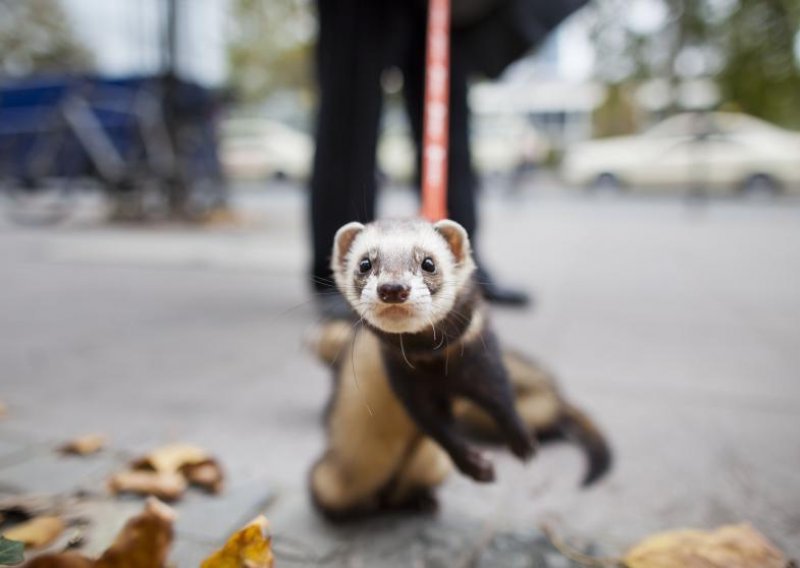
[{"x1": 310, "y1": 0, "x2": 477, "y2": 291}]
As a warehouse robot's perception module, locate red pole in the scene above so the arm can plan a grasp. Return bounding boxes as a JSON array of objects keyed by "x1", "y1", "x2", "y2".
[{"x1": 420, "y1": 0, "x2": 450, "y2": 222}]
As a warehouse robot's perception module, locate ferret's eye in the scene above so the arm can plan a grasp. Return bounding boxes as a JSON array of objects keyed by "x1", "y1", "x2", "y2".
[
  {"x1": 421, "y1": 257, "x2": 436, "y2": 273},
  {"x1": 358, "y1": 258, "x2": 372, "y2": 273}
]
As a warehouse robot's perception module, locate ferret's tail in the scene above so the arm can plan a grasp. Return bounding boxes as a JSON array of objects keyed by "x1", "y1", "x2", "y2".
[
  {"x1": 557, "y1": 404, "x2": 612, "y2": 487},
  {"x1": 305, "y1": 320, "x2": 354, "y2": 367}
]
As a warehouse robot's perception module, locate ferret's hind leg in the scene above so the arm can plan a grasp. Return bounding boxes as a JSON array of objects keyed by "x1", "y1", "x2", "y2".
[
  {"x1": 310, "y1": 450, "x2": 398, "y2": 520},
  {"x1": 455, "y1": 350, "x2": 562, "y2": 438},
  {"x1": 380, "y1": 437, "x2": 452, "y2": 512},
  {"x1": 310, "y1": 332, "x2": 421, "y2": 519}
]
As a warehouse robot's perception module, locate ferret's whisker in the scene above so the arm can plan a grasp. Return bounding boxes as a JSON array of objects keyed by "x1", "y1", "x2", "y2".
[
  {"x1": 399, "y1": 334, "x2": 415, "y2": 370},
  {"x1": 349, "y1": 322, "x2": 374, "y2": 417}
]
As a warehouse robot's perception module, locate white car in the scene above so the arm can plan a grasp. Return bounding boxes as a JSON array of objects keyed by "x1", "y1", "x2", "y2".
[
  {"x1": 562, "y1": 112, "x2": 800, "y2": 194},
  {"x1": 220, "y1": 118, "x2": 312, "y2": 181},
  {"x1": 378, "y1": 114, "x2": 549, "y2": 183}
]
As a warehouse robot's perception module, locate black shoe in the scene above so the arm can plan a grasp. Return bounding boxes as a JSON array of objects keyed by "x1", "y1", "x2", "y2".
[{"x1": 475, "y1": 266, "x2": 531, "y2": 307}]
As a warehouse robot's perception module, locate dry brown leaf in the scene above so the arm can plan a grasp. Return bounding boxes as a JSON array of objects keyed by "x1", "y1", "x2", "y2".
[
  {"x1": 3, "y1": 516, "x2": 65, "y2": 549},
  {"x1": 94, "y1": 498, "x2": 174, "y2": 568},
  {"x1": 181, "y1": 460, "x2": 224, "y2": 494},
  {"x1": 128, "y1": 443, "x2": 225, "y2": 494},
  {"x1": 59, "y1": 435, "x2": 107, "y2": 456},
  {"x1": 22, "y1": 500, "x2": 175, "y2": 568},
  {"x1": 23, "y1": 551, "x2": 94, "y2": 568},
  {"x1": 624, "y1": 524, "x2": 791, "y2": 568},
  {"x1": 200, "y1": 516, "x2": 274, "y2": 568},
  {"x1": 131, "y1": 444, "x2": 210, "y2": 474},
  {"x1": 108, "y1": 470, "x2": 187, "y2": 502}
]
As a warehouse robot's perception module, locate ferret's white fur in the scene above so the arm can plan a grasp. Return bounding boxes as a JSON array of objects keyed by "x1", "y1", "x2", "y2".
[{"x1": 332, "y1": 219, "x2": 476, "y2": 334}]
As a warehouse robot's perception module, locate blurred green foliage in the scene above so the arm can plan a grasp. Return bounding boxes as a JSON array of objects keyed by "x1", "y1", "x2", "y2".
[
  {"x1": 591, "y1": 0, "x2": 800, "y2": 129},
  {"x1": 227, "y1": 0, "x2": 314, "y2": 103},
  {"x1": 0, "y1": 0, "x2": 93, "y2": 76},
  {"x1": 718, "y1": 0, "x2": 800, "y2": 127}
]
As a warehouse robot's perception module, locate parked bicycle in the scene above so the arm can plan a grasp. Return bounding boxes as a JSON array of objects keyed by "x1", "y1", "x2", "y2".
[{"x1": 0, "y1": 74, "x2": 226, "y2": 225}]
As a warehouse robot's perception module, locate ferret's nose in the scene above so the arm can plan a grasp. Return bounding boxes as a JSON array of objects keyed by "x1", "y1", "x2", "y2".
[{"x1": 378, "y1": 283, "x2": 410, "y2": 304}]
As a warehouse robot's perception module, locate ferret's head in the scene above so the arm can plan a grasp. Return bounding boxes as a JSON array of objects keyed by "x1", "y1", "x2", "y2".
[{"x1": 331, "y1": 219, "x2": 476, "y2": 334}]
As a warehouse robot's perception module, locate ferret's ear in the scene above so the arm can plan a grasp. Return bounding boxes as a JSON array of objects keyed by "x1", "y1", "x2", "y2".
[
  {"x1": 332, "y1": 222, "x2": 365, "y2": 271},
  {"x1": 434, "y1": 220, "x2": 471, "y2": 263}
]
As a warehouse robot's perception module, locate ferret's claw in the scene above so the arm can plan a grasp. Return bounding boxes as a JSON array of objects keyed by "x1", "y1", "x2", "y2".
[
  {"x1": 459, "y1": 448, "x2": 496, "y2": 482},
  {"x1": 509, "y1": 433, "x2": 537, "y2": 461}
]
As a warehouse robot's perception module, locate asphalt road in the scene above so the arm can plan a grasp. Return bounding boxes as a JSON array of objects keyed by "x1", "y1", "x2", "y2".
[{"x1": 1, "y1": 184, "x2": 799, "y2": 564}]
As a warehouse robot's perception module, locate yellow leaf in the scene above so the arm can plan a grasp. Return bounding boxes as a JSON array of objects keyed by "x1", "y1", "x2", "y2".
[
  {"x1": 201, "y1": 516, "x2": 274, "y2": 568},
  {"x1": 132, "y1": 444, "x2": 210, "y2": 474},
  {"x1": 624, "y1": 524, "x2": 790, "y2": 568},
  {"x1": 59, "y1": 435, "x2": 107, "y2": 456},
  {"x1": 3, "y1": 516, "x2": 64, "y2": 549}
]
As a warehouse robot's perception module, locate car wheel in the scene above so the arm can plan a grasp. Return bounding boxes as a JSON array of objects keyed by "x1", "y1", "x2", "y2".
[
  {"x1": 590, "y1": 173, "x2": 623, "y2": 193},
  {"x1": 742, "y1": 174, "x2": 780, "y2": 198}
]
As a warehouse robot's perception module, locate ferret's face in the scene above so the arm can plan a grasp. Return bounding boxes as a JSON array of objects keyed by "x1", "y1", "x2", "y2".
[{"x1": 332, "y1": 219, "x2": 475, "y2": 334}]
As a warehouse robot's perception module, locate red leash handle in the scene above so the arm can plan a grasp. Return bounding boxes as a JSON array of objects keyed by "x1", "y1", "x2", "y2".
[{"x1": 420, "y1": 0, "x2": 451, "y2": 222}]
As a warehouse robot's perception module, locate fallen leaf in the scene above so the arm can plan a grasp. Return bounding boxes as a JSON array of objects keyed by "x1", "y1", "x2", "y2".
[
  {"x1": 59, "y1": 435, "x2": 107, "y2": 457},
  {"x1": 181, "y1": 460, "x2": 224, "y2": 494},
  {"x1": 108, "y1": 471, "x2": 187, "y2": 502},
  {"x1": 0, "y1": 536, "x2": 24, "y2": 566},
  {"x1": 2, "y1": 517, "x2": 64, "y2": 550},
  {"x1": 624, "y1": 524, "x2": 790, "y2": 568},
  {"x1": 94, "y1": 498, "x2": 174, "y2": 568},
  {"x1": 21, "y1": 500, "x2": 175, "y2": 568},
  {"x1": 127, "y1": 443, "x2": 225, "y2": 495},
  {"x1": 200, "y1": 516, "x2": 273, "y2": 568},
  {"x1": 0, "y1": 402, "x2": 7, "y2": 420},
  {"x1": 22, "y1": 551, "x2": 92, "y2": 568},
  {"x1": 131, "y1": 444, "x2": 210, "y2": 474}
]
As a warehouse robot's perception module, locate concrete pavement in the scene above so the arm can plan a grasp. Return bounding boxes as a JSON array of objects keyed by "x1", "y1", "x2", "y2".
[{"x1": 1, "y1": 185, "x2": 799, "y2": 564}]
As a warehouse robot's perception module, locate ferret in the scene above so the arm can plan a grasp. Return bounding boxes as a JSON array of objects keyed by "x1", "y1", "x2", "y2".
[{"x1": 309, "y1": 218, "x2": 611, "y2": 519}]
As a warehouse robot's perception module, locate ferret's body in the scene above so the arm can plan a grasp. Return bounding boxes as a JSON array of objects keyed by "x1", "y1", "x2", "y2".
[{"x1": 309, "y1": 219, "x2": 610, "y2": 518}]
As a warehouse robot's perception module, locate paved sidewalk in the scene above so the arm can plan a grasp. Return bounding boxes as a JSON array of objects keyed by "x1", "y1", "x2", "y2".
[{"x1": 1, "y1": 187, "x2": 799, "y2": 564}]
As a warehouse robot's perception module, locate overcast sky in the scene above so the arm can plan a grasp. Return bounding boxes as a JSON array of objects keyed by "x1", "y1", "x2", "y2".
[
  {"x1": 61, "y1": 0, "x2": 229, "y2": 85},
  {"x1": 59, "y1": 0, "x2": 594, "y2": 86}
]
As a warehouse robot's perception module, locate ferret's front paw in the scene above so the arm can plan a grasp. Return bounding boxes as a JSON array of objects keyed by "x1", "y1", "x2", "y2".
[
  {"x1": 457, "y1": 448, "x2": 495, "y2": 482},
  {"x1": 508, "y1": 432, "x2": 537, "y2": 461}
]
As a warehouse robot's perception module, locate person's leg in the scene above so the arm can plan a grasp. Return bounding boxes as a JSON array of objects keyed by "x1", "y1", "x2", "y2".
[{"x1": 310, "y1": 0, "x2": 387, "y2": 295}]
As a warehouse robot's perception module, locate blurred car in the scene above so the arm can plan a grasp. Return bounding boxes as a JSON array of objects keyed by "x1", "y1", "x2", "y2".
[
  {"x1": 473, "y1": 115, "x2": 550, "y2": 176},
  {"x1": 377, "y1": 114, "x2": 549, "y2": 182},
  {"x1": 561, "y1": 112, "x2": 800, "y2": 194},
  {"x1": 220, "y1": 117, "x2": 312, "y2": 180}
]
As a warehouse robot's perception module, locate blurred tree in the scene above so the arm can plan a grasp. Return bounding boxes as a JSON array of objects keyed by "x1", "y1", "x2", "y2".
[
  {"x1": 227, "y1": 0, "x2": 314, "y2": 103},
  {"x1": 592, "y1": 83, "x2": 639, "y2": 137},
  {"x1": 0, "y1": 0, "x2": 93, "y2": 76},
  {"x1": 589, "y1": 0, "x2": 800, "y2": 128},
  {"x1": 717, "y1": 0, "x2": 800, "y2": 127}
]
